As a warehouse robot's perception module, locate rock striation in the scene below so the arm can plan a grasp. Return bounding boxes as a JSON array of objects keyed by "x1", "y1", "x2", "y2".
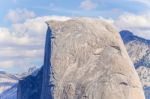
[
  {"x1": 47, "y1": 18, "x2": 145, "y2": 99},
  {"x1": 16, "y1": 18, "x2": 145, "y2": 99}
]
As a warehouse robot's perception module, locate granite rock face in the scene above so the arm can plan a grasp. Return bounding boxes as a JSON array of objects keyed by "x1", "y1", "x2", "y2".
[
  {"x1": 14, "y1": 18, "x2": 145, "y2": 99},
  {"x1": 47, "y1": 18, "x2": 145, "y2": 99}
]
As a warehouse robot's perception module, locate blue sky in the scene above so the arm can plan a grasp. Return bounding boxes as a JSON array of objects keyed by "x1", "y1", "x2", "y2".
[
  {"x1": 0, "y1": 0, "x2": 150, "y2": 74},
  {"x1": 0, "y1": 0, "x2": 148, "y2": 26}
]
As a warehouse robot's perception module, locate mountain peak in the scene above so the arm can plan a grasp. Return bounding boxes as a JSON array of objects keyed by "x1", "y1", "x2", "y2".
[
  {"x1": 120, "y1": 30, "x2": 134, "y2": 37},
  {"x1": 120, "y1": 30, "x2": 134, "y2": 44},
  {"x1": 1, "y1": 18, "x2": 145, "y2": 99},
  {"x1": 120, "y1": 30, "x2": 150, "y2": 45}
]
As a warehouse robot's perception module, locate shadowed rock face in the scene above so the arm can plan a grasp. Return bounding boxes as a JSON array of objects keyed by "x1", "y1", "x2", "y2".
[
  {"x1": 47, "y1": 18, "x2": 145, "y2": 99},
  {"x1": 17, "y1": 68, "x2": 43, "y2": 99}
]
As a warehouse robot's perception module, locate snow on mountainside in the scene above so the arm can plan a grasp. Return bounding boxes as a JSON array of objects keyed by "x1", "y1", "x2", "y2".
[
  {"x1": 0, "y1": 71, "x2": 18, "y2": 94},
  {"x1": 136, "y1": 66, "x2": 150, "y2": 87},
  {"x1": 0, "y1": 67, "x2": 39, "y2": 99},
  {"x1": 0, "y1": 84, "x2": 17, "y2": 99},
  {"x1": 120, "y1": 30, "x2": 150, "y2": 69},
  {"x1": 15, "y1": 66, "x2": 39, "y2": 79},
  {"x1": 120, "y1": 30, "x2": 150, "y2": 99},
  {"x1": 120, "y1": 30, "x2": 150, "y2": 85}
]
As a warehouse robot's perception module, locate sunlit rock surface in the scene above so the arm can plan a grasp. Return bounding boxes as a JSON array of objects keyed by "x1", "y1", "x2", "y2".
[
  {"x1": 47, "y1": 18, "x2": 145, "y2": 99},
  {"x1": 5, "y1": 18, "x2": 145, "y2": 99}
]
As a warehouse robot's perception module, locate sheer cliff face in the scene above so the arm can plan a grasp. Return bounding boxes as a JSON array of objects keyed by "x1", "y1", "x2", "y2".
[
  {"x1": 47, "y1": 18, "x2": 145, "y2": 99},
  {"x1": 15, "y1": 18, "x2": 145, "y2": 99}
]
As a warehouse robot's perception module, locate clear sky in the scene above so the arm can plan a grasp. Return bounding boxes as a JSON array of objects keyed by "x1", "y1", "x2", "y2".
[{"x1": 0, "y1": 0, "x2": 150, "y2": 74}]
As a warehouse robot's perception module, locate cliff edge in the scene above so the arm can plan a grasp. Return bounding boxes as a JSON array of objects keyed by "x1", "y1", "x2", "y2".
[{"x1": 17, "y1": 18, "x2": 145, "y2": 99}]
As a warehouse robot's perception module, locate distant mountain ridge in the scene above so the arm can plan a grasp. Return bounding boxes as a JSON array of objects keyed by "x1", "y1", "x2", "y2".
[
  {"x1": 0, "y1": 66, "x2": 39, "y2": 99},
  {"x1": 120, "y1": 30, "x2": 150, "y2": 69},
  {"x1": 15, "y1": 18, "x2": 144, "y2": 99},
  {"x1": 0, "y1": 71, "x2": 18, "y2": 94},
  {"x1": 0, "y1": 84, "x2": 17, "y2": 99},
  {"x1": 0, "y1": 19, "x2": 145, "y2": 99},
  {"x1": 120, "y1": 30, "x2": 150, "y2": 45},
  {"x1": 120, "y1": 30, "x2": 150, "y2": 99}
]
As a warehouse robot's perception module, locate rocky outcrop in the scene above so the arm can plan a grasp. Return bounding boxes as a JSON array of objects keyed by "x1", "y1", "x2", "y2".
[
  {"x1": 15, "y1": 18, "x2": 145, "y2": 99},
  {"x1": 120, "y1": 30, "x2": 150, "y2": 85},
  {"x1": 17, "y1": 68, "x2": 43, "y2": 99},
  {"x1": 46, "y1": 18, "x2": 145, "y2": 99}
]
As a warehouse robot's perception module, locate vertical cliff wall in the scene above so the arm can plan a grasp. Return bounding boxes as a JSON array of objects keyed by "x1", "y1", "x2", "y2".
[
  {"x1": 48, "y1": 18, "x2": 145, "y2": 99},
  {"x1": 40, "y1": 25, "x2": 54, "y2": 99},
  {"x1": 17, "y1": 18, "x2": 145, "y2": 99}
]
